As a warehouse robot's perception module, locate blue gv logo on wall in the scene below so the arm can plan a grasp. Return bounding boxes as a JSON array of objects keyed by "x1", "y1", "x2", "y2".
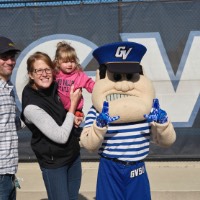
[{"x1": 12, "y1": 32, "x2": 200, "y2": 128}]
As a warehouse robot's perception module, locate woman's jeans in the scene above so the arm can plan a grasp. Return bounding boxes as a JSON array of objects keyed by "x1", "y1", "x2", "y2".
[
  {"x1": 0, "y1": 174, "x2": 16, "y2": 200},
  {"x1": 41, "y1": 156, "x2": 82, "y2": 200}
]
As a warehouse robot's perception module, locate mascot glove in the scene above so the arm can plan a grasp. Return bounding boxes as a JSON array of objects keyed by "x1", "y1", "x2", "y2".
[
  {"x1": 144, "y1": 98, "x2": 168, "y2": 124},
  {"x1": 96, "y1": 101, "x2": 120, "y2": 127}
]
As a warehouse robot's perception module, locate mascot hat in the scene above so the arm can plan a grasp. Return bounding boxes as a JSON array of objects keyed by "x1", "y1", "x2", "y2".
[{"x1": 93, "y1": 41, "x2": 147, "y2": 73}]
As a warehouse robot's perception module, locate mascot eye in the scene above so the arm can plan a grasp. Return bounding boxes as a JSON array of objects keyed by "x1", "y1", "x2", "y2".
[
  {"x1": 126, "y1": 74, "x2": 133, "y2": 80},
  {"x1": 113, "y1": 73, "x2": 122, "y2": 81}
]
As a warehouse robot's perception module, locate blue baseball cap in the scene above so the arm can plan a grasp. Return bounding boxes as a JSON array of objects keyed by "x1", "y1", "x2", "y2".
[{"x1": 93, "y1": 42, "x2": 147, "y2": 73}]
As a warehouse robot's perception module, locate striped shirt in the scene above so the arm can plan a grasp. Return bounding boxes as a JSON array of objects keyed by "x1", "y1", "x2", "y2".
[
  {"x1": 84, "y1": 106, "x2": 151, "y2": 162},
  {"x1": 0, "y1": 79, "x2": 19, "y2": 174}
]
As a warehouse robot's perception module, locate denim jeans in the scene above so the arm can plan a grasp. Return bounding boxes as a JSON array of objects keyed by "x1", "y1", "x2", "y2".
[
  {"x1": 41, "y1": 156, "x2": 82, "y2": 200},
  {"x1": 0, "y1": 174, "x2": 16, "y2": 200}
]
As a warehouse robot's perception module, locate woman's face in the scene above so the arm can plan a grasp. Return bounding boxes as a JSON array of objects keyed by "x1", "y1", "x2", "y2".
[{"x1": 29, "y1": 59, "x2": 53, "y2": 90}]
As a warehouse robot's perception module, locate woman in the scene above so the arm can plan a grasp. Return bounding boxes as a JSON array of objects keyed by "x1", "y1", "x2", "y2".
[{"x1": 21, "y1": 52, "x2": 82, "y2": 200}]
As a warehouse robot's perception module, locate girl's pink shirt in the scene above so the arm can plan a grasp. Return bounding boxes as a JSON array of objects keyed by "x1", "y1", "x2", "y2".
[{"x1": 55, "y1": 70, "x2": 95, "y2": 111}]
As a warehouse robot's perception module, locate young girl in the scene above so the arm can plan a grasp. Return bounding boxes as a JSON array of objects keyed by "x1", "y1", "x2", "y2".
[{"x1": 53, "y1": 41, "x2": 95, "y2": 129}]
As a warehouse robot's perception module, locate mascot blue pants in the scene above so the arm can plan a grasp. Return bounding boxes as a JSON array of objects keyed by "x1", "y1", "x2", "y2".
[{"x1": 96, "y1": 157, "x2": 151, "y2": 200}]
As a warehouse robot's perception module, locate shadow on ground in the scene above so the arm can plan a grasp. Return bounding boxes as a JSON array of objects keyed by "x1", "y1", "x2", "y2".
[
  {"x1": 39, "y1": 194, "x2": 96, "y2": 200},
  {"x1": 78, "y1": 194, "x2": 96, "y2": 200}
]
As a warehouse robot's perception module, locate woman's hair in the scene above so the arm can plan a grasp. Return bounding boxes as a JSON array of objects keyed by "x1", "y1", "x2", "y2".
[
  {"x1": 53, "y1": 41, "x2": 82, "y2": 73},
  {"x1": 27, "y1": 51, "x2": 54, "y2": 85}
]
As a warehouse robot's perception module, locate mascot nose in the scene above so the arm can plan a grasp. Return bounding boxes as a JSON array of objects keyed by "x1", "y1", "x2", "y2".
[{"x1": 115, "y1": 81, "x2": 134, "y2": 92}]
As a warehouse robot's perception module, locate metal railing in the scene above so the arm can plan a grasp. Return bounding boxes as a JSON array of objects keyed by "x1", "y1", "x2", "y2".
[{"x1": 0, "y1": 0, "x2": 178, "y2": 8}]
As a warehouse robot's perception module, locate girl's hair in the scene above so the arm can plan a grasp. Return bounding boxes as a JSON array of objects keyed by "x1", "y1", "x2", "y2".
[
  {"x1": 53, "y1": 41, "x2": 82, "y2": 73},
  {"x1": 27, "y1": 51, "x2": 54, "y2": 85}
]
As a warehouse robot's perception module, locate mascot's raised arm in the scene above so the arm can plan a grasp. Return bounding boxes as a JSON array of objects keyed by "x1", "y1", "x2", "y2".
[{"x1": 79, "y1": 41, "x2": 176, "y2": 200}]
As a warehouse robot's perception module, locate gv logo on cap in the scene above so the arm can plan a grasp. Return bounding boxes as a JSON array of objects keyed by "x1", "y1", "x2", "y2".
[{"x1": 115, "y1": 46, "x2": 132, "y2": 60}]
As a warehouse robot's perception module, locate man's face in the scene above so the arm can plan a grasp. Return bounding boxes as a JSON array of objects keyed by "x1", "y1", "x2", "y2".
[
  {"x1": 0, "y1": 52, "x2": 16, "y2": 81},
  {"x1": 92, "y1": 70, "x2": 155, "y2": 123}
]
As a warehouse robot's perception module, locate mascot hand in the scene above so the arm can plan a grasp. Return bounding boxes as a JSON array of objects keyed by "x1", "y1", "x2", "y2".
[
  {"x1": 144, "y1": 98, "x2": 168, "y2": 124},
  {"x1": 96, "y1": 101, "x2": 120, "y2": 127}
]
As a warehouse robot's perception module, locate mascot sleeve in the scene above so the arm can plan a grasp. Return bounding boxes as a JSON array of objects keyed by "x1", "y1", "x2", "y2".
[
  {"x1": 80, "y1": 122, "x2": 107, "y2": 152},
  {"x1": 144, "y1": 98, "x2": 176, "y2": 147},
  {"x1": 151, "y1": 121, "x2": 176, "y2": 147}
]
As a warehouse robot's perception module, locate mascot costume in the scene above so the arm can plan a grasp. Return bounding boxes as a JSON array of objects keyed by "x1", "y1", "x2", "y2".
[{"x1": 80, "y1": 42, "x2": 176, "y2": 200}]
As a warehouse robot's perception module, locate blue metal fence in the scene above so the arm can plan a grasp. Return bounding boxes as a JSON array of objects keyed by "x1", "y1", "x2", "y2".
[
  {"x1": 0, "y1": 0, "x2": 165, "y2": 8},
  {"x1": 0, "y1": 0, "x2": 116, "y2": 8}
]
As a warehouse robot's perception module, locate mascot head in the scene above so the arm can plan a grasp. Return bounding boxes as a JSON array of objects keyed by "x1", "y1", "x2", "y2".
[{"x1": 92, "y1": 41, "x2": 155, "y2": 123}]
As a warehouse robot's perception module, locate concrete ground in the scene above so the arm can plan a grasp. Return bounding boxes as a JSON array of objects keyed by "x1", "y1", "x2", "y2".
[{"x1": 16, "y1": 161, "x2": 200, "y2": 200}]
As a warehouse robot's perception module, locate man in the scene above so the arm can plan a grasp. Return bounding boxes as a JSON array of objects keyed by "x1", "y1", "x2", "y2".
[{"x1": 0, "y1": 36, "x2": 22, "y2": 200}]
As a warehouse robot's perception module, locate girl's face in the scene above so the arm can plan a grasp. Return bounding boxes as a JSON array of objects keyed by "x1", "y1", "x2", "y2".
[
  {"x1": 58, "y1": 60, "x2": 77, "y2": 74},
  {"x1": 29, "y1": 59, "x2": 53, "y2": 90}
]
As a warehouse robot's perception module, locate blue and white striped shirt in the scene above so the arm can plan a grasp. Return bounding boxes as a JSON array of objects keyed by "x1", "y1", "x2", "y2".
[
  {"x1": 84, "y1": 106, "x2": 151, "y2": 162},
  {"x1": 0, "y1": 79, "x2": 20, "y2": 174}
]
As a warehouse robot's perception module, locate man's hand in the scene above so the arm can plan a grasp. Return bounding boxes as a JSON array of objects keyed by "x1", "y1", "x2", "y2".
[
  {"x1": 144, "y1": 98, "x2": 168, "y2": 124},
  {"x1": 96, "y1": 101, "x2": 120, "y2": 127}
]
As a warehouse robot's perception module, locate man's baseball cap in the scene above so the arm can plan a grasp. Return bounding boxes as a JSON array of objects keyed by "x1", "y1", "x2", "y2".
[
  {"x1": 93, "y1": 41, "x2": 147, "y2": 74},
  {"x1": 0, "y1": 36, "x2": 20, "y2": 54}
]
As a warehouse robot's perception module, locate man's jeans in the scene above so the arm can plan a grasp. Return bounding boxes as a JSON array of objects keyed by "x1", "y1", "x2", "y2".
[
  {"x1": 0, "y1": 174, "x2": 16, "y2": 200},
  {"x1": 41, "y1": 156, "x2": 82, "y2": 200}
]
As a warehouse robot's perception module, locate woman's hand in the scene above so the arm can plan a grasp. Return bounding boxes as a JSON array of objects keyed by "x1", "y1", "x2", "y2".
[{"x1": 69, "y1": 85, "x2": 82, "y2": 114}]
